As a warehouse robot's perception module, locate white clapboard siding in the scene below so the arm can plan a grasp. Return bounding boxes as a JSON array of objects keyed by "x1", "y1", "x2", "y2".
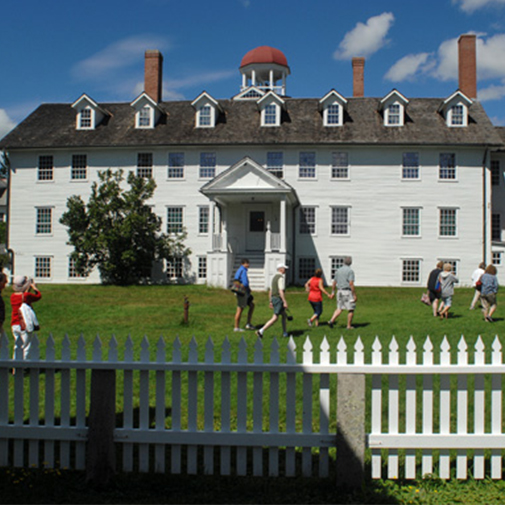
[{"x1": 3, "y1": 332, "x2": 505, "y2": 480}]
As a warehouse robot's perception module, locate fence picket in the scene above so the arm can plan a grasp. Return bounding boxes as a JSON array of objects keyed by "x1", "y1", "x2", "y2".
[
  {"x1": 75, "y1": 335, "x2": 87, "y2": 471},
  {"x1": 439, "y1": 337, "x2": 451, "y2": 479},
  {"x1": 237, "y1": 337, "x2": 248, "y2": 476},
  {"x1": 456, "y1": 337, "x2": 468, "y2": 479},
  {"x1": 204, "y1": 338, "x2": 215, "y2": 475},
  {"x1": 422, "y1": 337, "x2": 434, "y2": 477},
  {"x1": 285, "y1": 337, "x2": 297, "y2": 477},
  {"x1": 220, "y1": 337, "x2": 232, "y2": 476},
  {"x1": 253, "y1": 339, "x2": 264, "y2": 476},
  {"x1": 371, "y1": 337, "x2": 382, "y2": 479},
  {"x1": 187, "y1": 337, "x2": 199, "y2": 475},
  {"x1": 491, "y1": 336, "x2": 502, "y2": 479},
  {"x1": 405, "y1": 337, "x2": 417, "y2": 479},
  {"x1": 319, "y1": 337, "x2": 331, "y2": 477},
  {"x1": 302, "y1": 337, "x2": 313, "y2": 477},
  {"x1": 59, "y1": 335, "x2": 72, "y2": 469},
  {"x1": 155, "y1": 337, "x2": 166, "y2": 473},
  {"x1": 388, "y1": 337, "x2": 399, "y2": 479},
  {"x1": 473, "y1": 337, "x2": 485, "y2": 479},
  {"x1": 171, "y1": 337, "x2": 182, "y2": 474},
  {"x1": 28, "y1": 337, "x2": 40, "y2": 468},
  {"x1": 122, "y1": 335, "x2": 134, "y2": 472},
  {"x1": 268, "y1": 338, "x2": 280, "y2": 477},
  {"x1": 0, "y1": 333, "x2": 9, "y2": 467}
]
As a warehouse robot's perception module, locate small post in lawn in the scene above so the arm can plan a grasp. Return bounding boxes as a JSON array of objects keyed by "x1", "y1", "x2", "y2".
[
  {"x1": 183, "y1": 295, "x2": 190, "y2": 324},
  {"x1": 336, "y1": 373, "x2": 365, "y2": 488},
  {"x1": 86, "y1": 369, "x2": 116, "y2": 486}
]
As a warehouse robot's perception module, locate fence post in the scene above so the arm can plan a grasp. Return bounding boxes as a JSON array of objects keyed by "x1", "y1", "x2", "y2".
[
  {"x1": 86, "y1": 369, "x2": 116, "y2": 486},
  {"x1": 336, "y1": 373, "x2": 365, "y2": 488}
]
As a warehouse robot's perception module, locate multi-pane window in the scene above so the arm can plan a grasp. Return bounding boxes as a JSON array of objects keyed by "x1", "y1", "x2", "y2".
[
  {"x1": 331, "y1": 152, "x2": 349, "y2": 179},
  {"x1": 402, "y1": 152, "x2": 419, "y2": 179},
  {"x1": 167, "y1": 257, "x2": 183, "y2": 279},
  {"x1": 79, "y1": 108, "x2": 92, "y2": 129},
  {"x1": 137, "y1": 153, "x2": 153, "y2": 178},
  {"x1": 167, "y1": 207, "x2": 183, "y2": 234},
  {"x1": 331, "y1": 256, "x2": 345, "y2": 280},
  {"x1": 68, "y1": 257, "x2": 87, "y2": 278},
  {"x1": 327, "y1": 104, "x2": 340, "y2": 125},
  {"x1": 71, "y1": 154, "x2": 87, "y2": 180},
  {"x1": 388, "y1": 104, "x2": 401, "y2": 125},
  {"x1": 199, "y1": 105, "x2": 212, "y2": 126},
  {"x1": 451, "y1": 105, "x2": 464, "y2": 126},
  {"x1": 200, "y1": 152, "x2": 216, "y2": 178},
  {"x1": 35, "y1": 256, "x2": 51, "y2": 278},
  {"x1": 300, "y1": 207, "x2": 316, "y2": 234},
  {"x1": 299, "y1": 152, "x2": 316, "y2": 178},
  {"x1": 198, "y1": 256, "x2": 207, "y2": 279},
  {"x1": 264, "y1": 104, "x2": 277, "y2": 125},
  {"x1": 199, "y1": 206, "x2": 209, "y2": 234},
  {"x1": 266, "y1": 152, "x2": 283, "y2": 178},
  {"x1": 438, "y1": 259, "x2": 458, "y2": 276},
  {"x1": 492, "y1": 160, "x2": 500, "y2": 186},
  {"x1": 168, "y1": 153, "x2": 184, "y2": 179},
  {"x1": 38, "y1": 155, "x2": 54, "y2": 181},
  {"x1": 439, "y1": 153, "x2": 456, "y2": 180},
  {"x1": 439, "y1": 208, "x2": 457, "y2": 237},
  {"x1": 402, "y1": 208, "x2": 420, "y2": 236},
  {"x1": 331, "y1": 206, "x2": 350, "y2": 235},
  {"x1": 492, "y1": 213, "x2": 501, "y2": 241},
  {"x1": 493, "y1": 252, "x2": 502, "y2": 266},
  {"x1": 138, "y1": 106, "x2": 151, "y2": 127},
  {"x1": 36, "y1": 207, "x2": 52, "y2": 234},
  {"x1": 402, "y1": 259, "x2": 420, "y2": 283},
  {"x1": 299, "y1": 257, "x2": 316, "y2": 281}
]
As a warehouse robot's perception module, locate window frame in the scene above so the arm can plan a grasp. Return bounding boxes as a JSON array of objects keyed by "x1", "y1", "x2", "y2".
[
  {"x1": 35, "y1": 207, "x2": 52, "y2": 235},
  {"x1": 168, "y1": 152, "x2": 185, "y2": 179},
  {"x1": 402, "y1": 152, "x2": 420, "y2": 180},
  {"x1": 199, "y1": 152, "x2": 216, "y2": 179},
  {"x1": 299, "y1": 206, "x2": 316, "y2": 235},
  {"x1": 167, "y1": 257, "x2": 183, "y2": 279},
  {"x1": 266, "y1": 151, "x2": 284, "y2": 178},
  {"x1": 402, "y1": 259, "x2": 421, "y2": 283},
  {"x1": 78, "y1": 107, "x2": 93, "y2": 129},
  {"x1": 38, "y1": 155, "x2": 54, "y2": 182},
  {"x1": 35, "y1": 256, "x2": 52, "y2": 279},
  {"x1": 439, "y1": 207, "x2": 458, "y2": 238},
  {"x1": 331, "y1": 152, "x2": 349, "y2": 180},
  {"x1": 137, "y1": 105, "x2": 153, "y2": 128},
  {"x1": 137, "y1": 152, "x2": 153, "y2": 178},
  {"x1": 492, "y1": 213, "x2": 502, "y2": 242},
  {"x1": 198, "y1": 206, "x2": 210, "y2": 235},
  {"x1": 299, "y1": 152, "x2": 316, "y2": 179},
  {"x1": 68, "y1": 257, "x2": 88, "y2": 279},
  {"x1": 402, "y1": 207, "x2": 421, "y2": 237},
  {"x1": 331, "y1": 206, "x2": 350, "y2": 236},
  {"x1": 198, "y1": 256, "x2": 207, "y2": 280},
  {"x1": 386, "y1": 103, "x2": 402, "y2": 126},
  {"x1": 166, "y1": 206, "x2": 184, "y2": 234},
  {"x1": 439, "y1": 153, "x2": 457, "y2": 181},
  {"x1": 71, "y1": 154, "x2": 87, "y2": 181},
  {"x1": 492, "y1": 160, "x2": 500, "y2": 186},
  {"x1": 298, "y1": 257, "x2": 316, "y2": 282}
]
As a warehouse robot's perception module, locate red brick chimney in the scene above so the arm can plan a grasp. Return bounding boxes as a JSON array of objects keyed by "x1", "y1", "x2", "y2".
[
  {"x1": 352, "y1": 57, "x2": 365, "y2": 98},
  {"x1": 458, "y1": 34, "x2": 477, "y2": 99},
  {"x1": 144, "y1": 50, "x2": 163, "y2": 103}
]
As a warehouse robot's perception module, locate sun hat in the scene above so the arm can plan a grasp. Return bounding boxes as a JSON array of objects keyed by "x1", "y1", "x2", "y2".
[
  {"x1": 276, "y1": 263, "x2": 289, "y2": 270},
  {"x1": 12, "y1": 275, "x2": 31, "y2": 293}
]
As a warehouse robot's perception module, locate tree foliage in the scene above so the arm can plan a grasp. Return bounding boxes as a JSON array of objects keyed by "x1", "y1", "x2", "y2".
[{"x1": 60, "y1": 169, "x2": 190, "y2": 285}]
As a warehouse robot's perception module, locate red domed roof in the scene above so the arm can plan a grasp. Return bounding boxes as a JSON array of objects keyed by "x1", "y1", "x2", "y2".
[{"x1": 240, "y1": 46, "x2": 288, "y2": 68}]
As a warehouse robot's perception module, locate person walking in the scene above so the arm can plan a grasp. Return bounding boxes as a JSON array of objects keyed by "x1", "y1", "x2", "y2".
[
  {"x1": 427, "y1": 261, "x2": 444, "y2": 317},
  {"x1": 11, "y1": 276, "x2": 42, "y2": 360},
  {"x1": 305, "y1": 268, "x2": 332, "y2": 327},
  {"x1": 0, "y1": 272, "x2": 7, "y2": 338},
  {"x1": 480, "y1": 264, "x2": 499, "y2": 322},
  {"x1": 256, "y1": 263, "x2": 289, "y2": 339},
  {"x1": 327, "y1": 257, "x2": 357, "y2": 330},
  {"x1": 438, "y1": 263, "x2": 459, "y2": 319},
  {"x1": 233, "y1": 258, "x2": 255, "y2": 332},
  {"x1": 469, "y1": 262, "x2": 486, "y2": 310}
]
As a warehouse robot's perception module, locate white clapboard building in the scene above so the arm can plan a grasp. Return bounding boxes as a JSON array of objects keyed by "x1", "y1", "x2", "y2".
[{"x1": 2, "y1": 35, "x2": 505, "y2": 288}]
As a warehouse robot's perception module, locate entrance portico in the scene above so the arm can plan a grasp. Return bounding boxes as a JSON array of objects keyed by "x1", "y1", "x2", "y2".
[{"x1": 200, "y1": 157, "x2": 298, "y2": 290}]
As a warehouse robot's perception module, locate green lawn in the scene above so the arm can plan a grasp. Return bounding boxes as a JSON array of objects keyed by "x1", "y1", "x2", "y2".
[{"x1": 1, "y1": 283, "x2": 505, "y2": 504}]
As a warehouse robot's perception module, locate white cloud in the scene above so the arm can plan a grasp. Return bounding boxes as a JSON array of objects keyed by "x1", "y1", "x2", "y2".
[
  {"x1": 479, "y1": 81, "x2": 505, "y2": 101},
  {"x1": 333, "y1": 12, "x2": 395, "y2": 60},
  {"x1": 0, "y1": 110, "x2": 16, "y2": 140},
  {"x1": 385, "y1": 53, "x2": 434, "y2": 82},
  {"x1": 453, "y1": 0, "x2": 505, "y2": 12},
  {"x1": 72, "y1": 35, "x2": 171, "y2": 81}
]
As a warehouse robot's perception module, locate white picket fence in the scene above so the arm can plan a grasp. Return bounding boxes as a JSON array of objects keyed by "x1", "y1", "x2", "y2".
[{"x1": 1, "y1": 332, "x2": 505, "y2": 481}]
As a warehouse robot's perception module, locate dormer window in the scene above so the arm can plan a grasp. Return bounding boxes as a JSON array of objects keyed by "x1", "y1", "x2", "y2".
[
  {"x1": 258, "y1": 91, "x2": 285, "y2": 127},
  {"x1": 319, "y1": 90, "x2": 347, "y2": 127},
  {"x1": 131, "y1": 93, "x2": 162, "y2": 129},
  {"x1": 380, "y1": 90, "x2": 409, "y2": 127},
  {"x1": 72, "y1": 94, "x2": 106, "y2": 130},
  {"x1": 439, "y1": 91, "x2": 472, "y2": 128},
  {"x1": 192, "y1": 92, "x2": 222, "y2": 128}
]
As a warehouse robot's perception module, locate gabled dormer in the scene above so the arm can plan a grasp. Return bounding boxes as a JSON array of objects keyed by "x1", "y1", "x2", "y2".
[
  {"x1": 71, "y1": 94, "x2": 107, "y2": 130},
  {"x1": 131, "y1": 93, "x2": 163, "y2": 129},
  {"x1": 257, "y1": 91, "x2": 285, "y2": 127},
  {"x1": 191, "y1": 92, "x2": 223, "y2": 128},
  {"x1": 232, "y1": 86, "x2": 266, "y2": 101},
  {"x1": 380, "y1": 90, "x2": 409, "y2": 127},
  {"x1": 439, "y1": 91, "x2": 473, "y2": 127},
  {"x1": 319, "y1": 89, "x2": 348, "y2": 127}
]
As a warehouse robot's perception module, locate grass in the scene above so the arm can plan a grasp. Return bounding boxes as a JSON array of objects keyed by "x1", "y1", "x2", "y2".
[{"x1": 1, "y1": 283, "x2": 505, "y2": 504}]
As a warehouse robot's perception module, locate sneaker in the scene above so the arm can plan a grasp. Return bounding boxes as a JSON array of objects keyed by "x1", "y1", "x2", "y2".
[
  {"x1": 486, "y1": 315, "x2": 494, "y2": 323},
  {"x1": 327, "y1": 321, "x2": 334, "y2": 329},
  {"x1": 234, "y1": 327, "x2": 245, "y2": 332},
  {"x1": 283, "y1": 332, "x2": 289, "y2": 338},
  {"x1": 245, "y1": 323, "x2": 255, "y2": 330},
  {"x1": 307, "y1": 319, "x2": 312, "y2": 327},
  {"x1": 255, "y1": 330, "x2": 263, "y2": 339}
]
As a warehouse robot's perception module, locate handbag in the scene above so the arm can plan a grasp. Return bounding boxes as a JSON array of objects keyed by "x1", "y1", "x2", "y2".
[
  {"x1": 285, "y1": 308, "x2": 294, "y2": 321},
  {"x1": 230, "y1": 279, "x2": 247, "y2": 296},
  {"x1": 420, "y1": 292, "x2": 431, "y2": 306},
  {"x1": 18, "y1": 294, "x2": 40, "y2": 332},
  {"x1": 475, "y1": 278, "x2": 483, "y2": 291}
]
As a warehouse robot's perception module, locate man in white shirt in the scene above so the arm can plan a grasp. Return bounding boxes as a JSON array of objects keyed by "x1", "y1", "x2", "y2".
[{"x1": 470, "y1": 261, "x2": 486, "y2": 310}]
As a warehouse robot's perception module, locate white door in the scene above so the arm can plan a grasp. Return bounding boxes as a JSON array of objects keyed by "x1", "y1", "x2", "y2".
[{"x1": 246, "y1": 210, "x2": 266, "y2": 251}]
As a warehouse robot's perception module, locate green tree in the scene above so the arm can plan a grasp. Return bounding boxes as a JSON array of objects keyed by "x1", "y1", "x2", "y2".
[{"x1": 60, "y1": 169, "x2": 190, "y2": 285}]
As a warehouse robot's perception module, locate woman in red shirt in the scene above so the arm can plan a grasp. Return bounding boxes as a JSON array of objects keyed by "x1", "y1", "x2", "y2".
[
  {"x1": 305, "y1": 268, "x2": 332, "y2": 327},
  {"x1": 11, "y1": 276, "x2": 42, "y2": 360}
]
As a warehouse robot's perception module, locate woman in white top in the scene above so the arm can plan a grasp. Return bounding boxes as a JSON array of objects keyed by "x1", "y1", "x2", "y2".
[{"x1": 470, "y1": 262, "x2": 486, "y2": 310}]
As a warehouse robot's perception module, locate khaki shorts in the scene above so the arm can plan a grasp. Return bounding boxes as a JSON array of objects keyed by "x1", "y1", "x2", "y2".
[
  {"x1": 481, "y1": 293, "x2": 497, "y2": 310},
  {"x1": 236, "y1": 293, "x2": 253, "y2": 309},
  {"x1": 337, "y1": 290, "x2": 356, "y2": 311}
]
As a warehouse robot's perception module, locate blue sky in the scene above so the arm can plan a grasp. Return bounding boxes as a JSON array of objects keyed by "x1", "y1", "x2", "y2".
[{"x1": 2, "y1": 0, "x2": 505, "y2": 139}]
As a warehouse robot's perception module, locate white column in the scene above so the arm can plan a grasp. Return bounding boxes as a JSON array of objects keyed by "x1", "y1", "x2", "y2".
[
  {"x1": 242, "y1": 73, "x2": 247, "y2": 90},
  {"x1": 210, "y1": 201, "x2": 216, "y2": 251},
  {"x1": 222, "y1": 206, "x2": 228, "y2": 252},
  {"x1": 269, "y1": 70, "x2": 274, "y2": 90},
  {"x1": 266, "y1": 220, "x2": 272, "y2": 252},
  {"x1": 280, "y1": 197, "x2": 286, "y2": 253},
  {"x1": 251, "y1": 70, "x2": 256, "y2": 87},
  {"x1": 282, "y1": 73, "x2": 286, "y2": 96}
]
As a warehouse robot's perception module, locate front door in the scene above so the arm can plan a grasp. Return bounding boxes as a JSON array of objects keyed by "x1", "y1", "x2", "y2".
[{"x1": 246, "y1": 210, "x2": 266, "y2": 251}]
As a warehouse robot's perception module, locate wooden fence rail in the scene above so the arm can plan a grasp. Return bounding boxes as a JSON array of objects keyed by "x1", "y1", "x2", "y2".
[{"x1": 1, "y1": 333, "x2": 505, "y2": 484}]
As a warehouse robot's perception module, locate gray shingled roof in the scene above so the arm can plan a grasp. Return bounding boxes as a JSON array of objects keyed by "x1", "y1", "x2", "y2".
[{"x1": 1, "y1": 97, "x2": 503, "y2": 150}]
